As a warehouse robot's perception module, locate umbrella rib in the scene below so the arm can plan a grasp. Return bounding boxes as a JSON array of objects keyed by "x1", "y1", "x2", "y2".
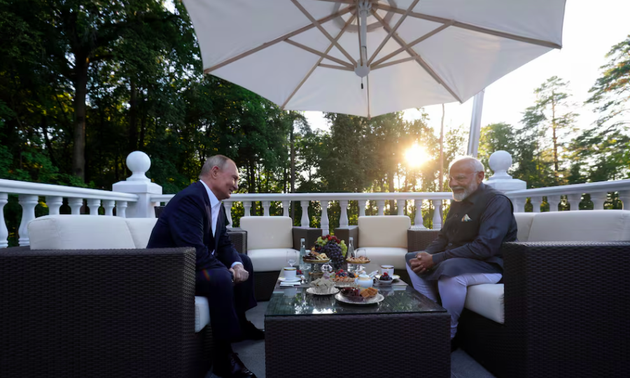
[
  {"x1": 375, "y1": 3, "x2": 561, "y2": 49},
  {"x1": 372, "y1": 56, "x2": 416, "y2": 70},
  {"x1": 291, "y1": 0, "x2": 357, "y2": 66},
  {"x1": 284, "y1": 39, "x2": 353, "y2": 69},
  {"x1": 371, "y1": 22, "x2": 453, "y2": 68},
  {"x1": 371, "y1": 10, "x2": 463, "y2": 103},
  {"x1": 367, "y1": 0, "x2": 420, "y2": 67},
  {"x1": 319, "y1": 63, "x2": 353, "y2": 71},
  {"x1": 203, "y1": 5, "x2": 355, "y2": 74},
  {"x1": 281, "y1": 13, "x2": 357, "y2": 110}
]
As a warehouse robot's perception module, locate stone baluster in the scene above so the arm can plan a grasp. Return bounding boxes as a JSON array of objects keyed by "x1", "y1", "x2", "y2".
[
  {"x1": 18, "y1": 195, "x2": 38, "y2": 246},
  {"x1": 432, "y1": 199, "x2": 442, "y2": 230},
  {"x1": 412, "y1": 199, "x2": 426, "y2": 229},
  {"x1": 262, "y1": 201, "x2": 270, "y2": 216},
  {"x1": 320, "y1": 200, "x2": 329, "y2": 235},
  {"x1": 530, "y1": 196, "x2": 543, "y2": 213},
  {"x1": 397, "y1": 199, "x2": 405, "y2": 215},
  {"x1": 102, "y1": 200, "x2": 116, "y2": 216},
  {"x1": 282, "y1": 201, "x2": 290, "y2": 217},
  {"x1": 358, "y1": 200, "x2": 367, "y2": 217},
  {"x1": 339, "y1": 200, "x2": 349, "y2": 227},
  {"x1": 0, "y1": 193, "x2": 8, "y2": 248},
  {"x1": 243, "y1": 201, "x2": 252, "y2": 217},
  {"x1": 116, "y1": 201, "x2": 128, "y2": 218},
  {"x1": 68, "y1": 198, "x2": 83, "y2": 215},
  {"x1": 300, "y1": 200, "x2": 310, "y2": 227},
  {"x1": 224, "y1": 202, "x2": 233, "y2": 228},
  {"x1": 87, "y1": 199, "x2": 101, "y2": 216},
  {"x1": 377, "y1": 200, "x2": 385, "y2": 216},
  {"x1": 46, "y1": 196, "x2": 63, "y2": 215},
  {"x1": 590, "y1": 192, "x2": 607, "y2": 210},
  {"x1": 567, "y1": 193, "x2": 582, "y2": 211},
  {"x1": 619, "y1": 190, "x2": 630, "y2": 210},
  {"x1": 511, "y1": 197, "x2": 525, "y2": 213},
  {"x1": 547, "y1": 195, "x2": 560, "y2": 212}
]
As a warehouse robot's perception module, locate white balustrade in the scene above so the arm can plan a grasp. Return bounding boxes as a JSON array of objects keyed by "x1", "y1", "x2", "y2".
[
  {"x1": 339, "y1": 200, "x2": 349, "y2": 227},
  {"x1": 358, "y1": 200, "x2": 367, "y2": 217},
  {"x1": 0, "y1": 193, "x2": 8, "y2": 248},
  {"x1": 619, "y1": 191, "x2": 630, "y2": 210},
  {"x1": 320, "y1": 200, "x2": 329, "y2": 235},
  {"x1": 432, "y1": 199, "x2": 443, "y2": 230},
  {"x1": 397, "y1": 199, "x2": 405, "y2": 216},
  {"x1": 224, "y1": 202, "x2": 233, "y2": 228},
  {"x1": 567, "y1": 193, "x2": 582, "y2": 211},
  {"x1": 116, "y1": 201, "x2": 128, "y2": 218},
  {"x1": 87, "y1": 199, "x2": 101, "y2": 216},
  {"x1": 282, "y1": 201, "x2": 290, "y2": 217},
  {"x1": 590, "y1": 192, "x2": 607, "y2": 210},
  {"x1": 412, "y1": 199, "x2": 426, "y2": 229},
  {"x1": 46, "y1": 196, "x2": 63, "y2": 215},
  {"x1": 376, "y1": 200, "x2": 385, "y2": 216},
  {"x1": 18, "y1": 195, "x2": 38, "y2": 246},
  {"x1": 262, "y1": 201, "x2": 270, "y2": 216},
  {"x1": 68, "y1": 198, "x2": 83, "y2": 214},
  {"x1": 547, "y1": 195, "x2": 561, "y2": 212},
  {"x1": 300, "y1": 200, "x2": 310, "y2": 227},
  {"x1": 243, "y1": 201, "x2": 252, "y2": 217},
  {"x1": 103, "y1": 200, "x2": 115, "y2": 216},
  {"x1": 530, "y1": 196, "x2": 543, "y2": 213}
]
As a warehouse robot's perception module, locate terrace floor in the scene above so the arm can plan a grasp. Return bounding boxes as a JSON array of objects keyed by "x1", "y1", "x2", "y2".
[{"x1": 207, "y1": 301, "x2": 496, "y2": 378}]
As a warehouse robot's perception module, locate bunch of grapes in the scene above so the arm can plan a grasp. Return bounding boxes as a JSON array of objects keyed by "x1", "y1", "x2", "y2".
[{"x1": 320, "y1": 241, "x2": 344, "y2": 270}]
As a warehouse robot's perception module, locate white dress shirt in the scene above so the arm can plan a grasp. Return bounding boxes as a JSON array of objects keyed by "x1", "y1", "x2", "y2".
[{"x1": 200, "y1": 181, "x2": 242, "y2": 268}]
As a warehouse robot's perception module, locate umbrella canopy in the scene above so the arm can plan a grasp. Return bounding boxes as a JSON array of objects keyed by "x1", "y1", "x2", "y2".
[{"x1": 184, "y1": 0, "x2": 566, "y2": 118}]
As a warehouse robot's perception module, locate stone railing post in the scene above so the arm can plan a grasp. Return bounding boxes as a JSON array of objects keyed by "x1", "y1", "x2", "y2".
[
  {"x1": 339, "y1": 200, "x2": 349, "y2": 227},
  {"x1": 18, "y1": 195, "x2": 38, "y2": 246},
  {"x1": 321, "y1": 200, "x2": 329, "y2": 235},
  {"x1": 431, "y1": 199, "x2": 442, "y2": 230},
  {"x1": 112, "y1": 151, "x2": 162, "y2": 218},
  {"x1": 411, "y1": 199, "x2": 426, "y2": 229},
  {"x1": 0, "y1": 193, "x2": 8, "y2": 247},
  {"x1": 300, "y1": 200, "x2": 310, "y2": 227}
]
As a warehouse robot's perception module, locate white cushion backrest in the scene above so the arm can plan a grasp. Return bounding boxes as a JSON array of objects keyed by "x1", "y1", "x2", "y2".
[
  {"x1": 239, "y1": 216, "x2": 293, "y2": 249},
  {"x1": 125, "y1": 218, "x2": 158, "y2": 248},
  {"x1": 358, "y1": 216, "x2": 410, "y2": 248},
  {"x1": 514, "y1": 212, "x2": 536, "y2": 242},
  {"x1": 528, "y1": 210, "x2": 630, "y2": 242},
  {"x1": 28, "y1": 215, "x2": 136, "y2": 250}
]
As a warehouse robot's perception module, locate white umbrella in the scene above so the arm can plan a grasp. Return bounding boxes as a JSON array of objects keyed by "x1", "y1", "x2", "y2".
[{"x1": 183, "y1": 0, "x2": 566, "y2": 118}]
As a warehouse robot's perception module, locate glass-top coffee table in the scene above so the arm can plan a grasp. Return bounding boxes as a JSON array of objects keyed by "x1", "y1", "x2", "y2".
[{"x1": 265, "y1": 274, "x2": 451, "y2": 377}]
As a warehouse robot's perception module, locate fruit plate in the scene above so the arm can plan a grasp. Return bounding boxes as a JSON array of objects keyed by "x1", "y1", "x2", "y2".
[
  {"x1": 306, "y1": 287, "x2": 340, "y2": 296},
  {"x1": 375, "y1": 274, "x2": 400, "y2": 281},
  {"x1": 303, "y1": 258, "x2": 330, "y2": 264},
  {"x1": 335, "y1": 293, "x2": 384, "y2": 305},
  {"x1": 346, "y1": 258, "x2": 371, "y2": 264}
]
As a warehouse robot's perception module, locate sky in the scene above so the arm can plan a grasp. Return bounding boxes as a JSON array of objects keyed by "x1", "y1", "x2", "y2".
[{"x1": 304, "y1": 0, "x2": 630, "y2": 137}]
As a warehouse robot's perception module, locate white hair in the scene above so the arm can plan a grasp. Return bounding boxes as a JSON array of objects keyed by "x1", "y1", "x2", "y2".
[{"x1": 449, "y1": 156, "x2": 485, "y2": 172}]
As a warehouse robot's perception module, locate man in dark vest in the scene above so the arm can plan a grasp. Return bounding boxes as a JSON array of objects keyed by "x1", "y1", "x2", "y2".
[
  {"x1": 148, "y1": 155, "x2": 261, "y2": 378},
  {"x1": 406, "y1": 156, "x2": 517, "y2": 350}
]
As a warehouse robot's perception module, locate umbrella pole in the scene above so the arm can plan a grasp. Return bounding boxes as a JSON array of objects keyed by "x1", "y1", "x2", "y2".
[{"x1": 467, "y1": 90, "x2": 485, "y2": 157}]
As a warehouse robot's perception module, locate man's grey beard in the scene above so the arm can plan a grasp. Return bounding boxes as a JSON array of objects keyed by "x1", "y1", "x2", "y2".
[{"x1": 451, "y1": 182, "x2": 479, "y2": 202}]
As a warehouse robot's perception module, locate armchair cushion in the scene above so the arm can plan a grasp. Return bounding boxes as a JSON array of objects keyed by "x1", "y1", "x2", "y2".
[
  {"x1": 358, "y1": 216, "x2": 410, "y2": 248},
  {"x1": 464, "y1": 283, "x2": 504, "y2": 324},
  {"x1": 240, "y1": 216, "x2": 293, "y2": 249},
  {"x1": 126, "y1": 218, "x2": 159, "y2": 248},
  {"x1": 247, "y1": 248, "x2": 297, "y2": 272},
  {"x1": 514, "y1": 212, "x2": 536, "y2": 242},
  {"x1": 527, "y1": 210, "x2": 630, "y2": 242},
  {"x1": 354, "y1": 247, "x2": 408, "y2": 271},
  {"x1": 194, "y1": 296, "x2": 210, "y2": 333},
  {"x1": 28, "y1": 215, "x2": 136, "y2": 250}
]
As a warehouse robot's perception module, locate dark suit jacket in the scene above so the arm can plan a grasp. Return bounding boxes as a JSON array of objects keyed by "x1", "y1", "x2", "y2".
[{"x1": 147, "y1": 181, "x2": 241, "y2": 271}]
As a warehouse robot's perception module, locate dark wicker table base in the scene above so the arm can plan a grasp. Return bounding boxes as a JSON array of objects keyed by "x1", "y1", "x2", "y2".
[{"x1": 265, "y1": 310, "x2": 450, "y2": 377}]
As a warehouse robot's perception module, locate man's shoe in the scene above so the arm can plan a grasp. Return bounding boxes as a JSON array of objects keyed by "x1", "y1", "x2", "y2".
[
  {"x1": 234, "y1": 321, "x2": 265, "y2": 342},
  {"x1": 213, "y1": 352, "x2": 257, "y2": 378}
]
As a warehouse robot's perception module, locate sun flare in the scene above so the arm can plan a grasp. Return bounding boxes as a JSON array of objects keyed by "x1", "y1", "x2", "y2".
[{"x1": 405, "y1": 144, "x2": 430, "y2": 168}]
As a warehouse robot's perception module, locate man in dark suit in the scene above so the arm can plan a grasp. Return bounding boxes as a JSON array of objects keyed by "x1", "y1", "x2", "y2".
[
  {"x1": 147, "y1": 155, "x2": 262, "y2": 378},
  {"x1": 405, "y1": 156, "x2": 518, "y2": 351}
]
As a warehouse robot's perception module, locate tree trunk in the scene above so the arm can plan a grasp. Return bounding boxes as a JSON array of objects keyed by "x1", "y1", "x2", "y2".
[
  {"x1": 128, "y1": 78, "x2": 139, "y2": 153},
  {"x1": 551, "y1": 95, "x2": 559, "y2": 178},
  {"x1": 439, "y1": 104, "x2": 445, "y2": 218},
  {"x1": 388, "y1": 172, "x2": 396, "y2": 215},
  {"x1": 72, "y1": 53, "x2": 89, "y2": 182},
  {"x1": 290, "y1": 124, "x2": 295, "y2": 220},
  {"x1": 41, "y1": 117, "x2": 57, "y2": 168}
]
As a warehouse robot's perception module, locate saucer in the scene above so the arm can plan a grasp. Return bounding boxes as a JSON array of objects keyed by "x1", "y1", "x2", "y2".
[{"x1": 279, "y1": 277, "x2": 301, "y2": 282}]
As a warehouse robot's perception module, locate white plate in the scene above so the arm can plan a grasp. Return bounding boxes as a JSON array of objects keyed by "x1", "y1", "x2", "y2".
[
  {"x1": 335, "y1": 293, "x2": 384, "y2": 305},
  {"x1": 278, "y1": 277, "x2": 301, "y2": 282},
  {"x1": 375, "y1": 274, "x2": 400, "y2": 281},
  {"x1": 306, "y1": 287, "x2": 340, "y2": 296}
]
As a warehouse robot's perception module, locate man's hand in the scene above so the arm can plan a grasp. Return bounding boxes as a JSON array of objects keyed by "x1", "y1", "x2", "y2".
[
  {"x1": 409, "y1": 252, "x2": 435, "y2": 274},
  {"x1": 230, "y1": 264, "x2": 249, "y2": 284}
]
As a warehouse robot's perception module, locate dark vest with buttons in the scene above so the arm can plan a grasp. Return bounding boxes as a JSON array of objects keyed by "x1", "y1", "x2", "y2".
[{"x1": 439, "y1": 182, "x2": 513, "y2": 259}]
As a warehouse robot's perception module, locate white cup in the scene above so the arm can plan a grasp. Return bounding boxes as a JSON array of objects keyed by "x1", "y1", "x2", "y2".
[
  {"x1": 283, "y1": 267, "x2": 297, "y2": 281},
  {"x1": 380, "y1": 265, "x2": 395, "y2": 278}
]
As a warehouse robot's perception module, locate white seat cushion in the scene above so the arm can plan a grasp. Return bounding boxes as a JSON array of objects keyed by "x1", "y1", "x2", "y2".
[
  {"x1": 125, "y1": 218, "x2": 158, "y2": 248},
  {"x1": 465, "y1": 284, "x2": 504, "y2": 324},
  {"x1": 354, "y1": 247, "x2": 408, "y2": 272},
  {"x1": 28, "y1": 215, "x2": 136, "y2": 250},
  {"x1": 514, "y1": 212, "x2": 536, "y2": 242},
  {"x1": 528, "y1": 210, "x2": 630, "y2": 242},
  {"x1": 248, "y1": 248, "x2": 299, "y2": 272},
  {"x1": 194, "y1": 296, "x2": 210, "y2": 333},
  {"x1": 240, "y1": 216, "x2": 293, "y2": 249},
  {"x1": 358, "y1": 216, "x2": 410, "y2": 248}
]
